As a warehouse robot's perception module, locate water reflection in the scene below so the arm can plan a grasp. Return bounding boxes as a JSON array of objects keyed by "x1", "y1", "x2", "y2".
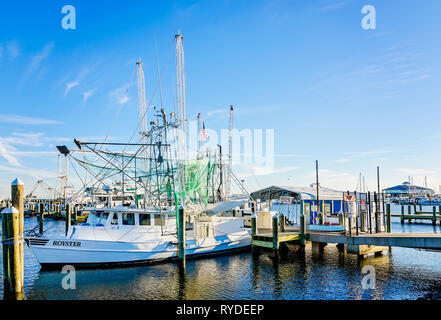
[{"x1": 3, "y1": 206, "x2": 441, "y2": 300}]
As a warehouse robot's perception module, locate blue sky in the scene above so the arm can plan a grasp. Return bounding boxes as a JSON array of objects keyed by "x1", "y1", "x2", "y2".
[{"x1": 1, "y1": 0, "x2": 441, "y2": 198}]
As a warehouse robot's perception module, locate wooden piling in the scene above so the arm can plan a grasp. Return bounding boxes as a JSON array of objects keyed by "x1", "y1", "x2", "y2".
[
  {"x1": 408, "y1": 205, "x2": 411, "y2": 223},
  {"x1": 279, "y1": 213, "x2": 285, "y2": 232},
  {"x1": 38, "y1": 203, "x2": 44, "y2": 235},
  {"x1": 374, "y1": 192, "x2": 379, "y2": 233},
  {"x1": 251, "y1": 214, "x2": 257, "y2": 238},
  {"x1": 368, "y1": 191, "x2": 372, "y2": 234},
  {"x1": 438, "y1": 206, "x2": 441, "y2": 226},
  {"x1": 433, "y1": 206, "x2": 437, "y2": 226},
  {"x1": 73, "y1": 205, "x2": 77, "y2": 225},
  {"x1": 65, "y1": 204, "x2": 71, "y2": 236},
  {"x1": 300, "y1": 201, "x2": 305, "y2": 246},
  {"x1": 2, "y1": 179, "x2": 25, "y2": 300},
  {"x1": 10, "y1": 179, "x2": 24, "y2": 292},
  {"x1": 401, "y1": 205, "x2": 405, "y2": 224},
  {"x1": 386, "y1": 203, "x2": 391, "y2": 233},
  {"x1": 177, "y1": 205, "x2": 185, "y2": 263},
  {"x1": 272, "y1": 214, "x2": 278, "y2": 250}
]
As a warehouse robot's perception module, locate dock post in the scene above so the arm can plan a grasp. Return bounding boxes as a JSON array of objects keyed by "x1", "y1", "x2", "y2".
[
  {"x1": 65, "y1": 204, "x2": 71, "y2": 236},
  {"x1": 368, "y1": 191, "x2": 372, "y2": 234},
  {"x1": 2, "y1": 179, "x2": 25, "y2": 300},
  {"x1": 386, "y1": 203, "x2": 391, "y2": 233},
  {"x1": 177, "y1": 204, "x2": 186, "y2": 264},
  {"x1": 408, "y1": 205, "x2": 411, "y2": 223},
  {"x1": 38, "y1": 203, "x2": 44, "y2": 235},
  {"x1": 73, "y1": 205, "x2": 77, "y2": 225},
  {"x1": 401, "y1": 205, "x2": 405, "y2": 224},
  {"x1": 251, "y1": 214, "x2": 257, "y2": 238},
  {"x1": 279, "y1": 212, "x2": 285, "y2": 233},
  {"x1": 300, "y1": 201, "x2": 306, "y2": 246},
  {"x1": 433, "y1": 206, "x2": 437, "y2": 226},
  {"x1": 354, "y1": 191, "x2": 359, "y2": 235},
  {"x1": 374, "y1": 192, "x2": 379, "y2": 233},
  {"x1": 11, "y1": 179, "x2": 24, "y2": 289},
  {"x1": 272, "y1": 214, "x2": 278, "y2": 251}
]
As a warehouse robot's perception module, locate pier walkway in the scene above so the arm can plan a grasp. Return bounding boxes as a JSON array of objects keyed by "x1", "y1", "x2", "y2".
[{"x1": 252, "y1": 226, "x2": 441, "y2": 257}]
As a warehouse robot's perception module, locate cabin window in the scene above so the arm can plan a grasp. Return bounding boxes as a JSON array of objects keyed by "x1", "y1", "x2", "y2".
[
  {"x1": 154, "y1": 214, "x2": 166, "y2": 226},
  {"x1": 98, "y1": 212, "x2": 109, "y2": 224},
  {"x1": 122, "y1": 213, "x2": 135, "y2": 225},
  {"x1": 111, "y1": 213, "x2": 119, "y2": 225},
  {"x1": 139, "y1": 214, "x2": 151, "y2": 226}
]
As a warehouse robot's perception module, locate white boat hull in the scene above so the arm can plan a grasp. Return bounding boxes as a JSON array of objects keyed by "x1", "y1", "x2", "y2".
[{"x1": 28, "y1": 232, "x2": 251, "y2": 268}]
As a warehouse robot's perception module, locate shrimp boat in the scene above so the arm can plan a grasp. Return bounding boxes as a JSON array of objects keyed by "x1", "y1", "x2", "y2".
[
  {"x1": 27, "y1": 32, "x2": 253, "y2": 268},
  {"x1": 28, "y1": 206, "x2": 250, "y2": 268}
]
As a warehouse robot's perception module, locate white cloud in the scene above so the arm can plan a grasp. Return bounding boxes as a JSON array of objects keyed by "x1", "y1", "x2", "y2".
[
  {"x1": 64, "y1": 81, "x2": 79, "y2": 96},
  {"x1": 0, "y1": 142, "x2": 21, "y2": 167},
  {"x1": 346, "y1": 149, "x2": 403, "y2": 156},
  {"x1": 7, "y1": 41, "x2": 20, "y2": 60},
  {"x1": 110, "y1": 84, "x2": 131, "y2": 105},
  {"x1": 0, "y1": 165, "x2": 57, "y2": 180},
  {"x1": 0, "y1": 132, "x2": 57, "y2": 167},
  {"x1": 237, "y1": 164, "x2": 300, "y2": 178},
  {"x1": 82, "y1": 89, "x2": 97, "y2": 102},
  {"x1": 395, "y1": 168, "x2": 435, "y2": 176},
  {"x1": 333, "y1": 158, "x2": 351, "y2": 163},
  {"x1": 318, "y1": 0, "x2": 351, "y2": 11},
  {"x1": 0, "y1": 114, "x2": 62, "y2": 125},
  {"x1": 22, "y1": 42, "x2": 54, "y2": 84}
]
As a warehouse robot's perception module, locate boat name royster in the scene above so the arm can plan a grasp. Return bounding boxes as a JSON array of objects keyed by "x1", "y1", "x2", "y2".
[{"x1": 52, "y1": 240, "x2": 81, "y2": 247}]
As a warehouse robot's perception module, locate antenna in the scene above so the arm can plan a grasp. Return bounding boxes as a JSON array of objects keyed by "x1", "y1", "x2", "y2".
[
  {"x1": 226, "y1": 105, "x2": 233, "y2": 198},
  {"x1": 197, "y1": 113, "x2": 202, "y2": 157}
]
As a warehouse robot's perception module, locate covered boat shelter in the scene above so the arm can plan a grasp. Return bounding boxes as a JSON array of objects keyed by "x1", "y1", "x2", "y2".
[
  {"x1": 250, "y1": 185, "x2": 346, "y2": 224},
  {"x1": 382, "y1": 182, "x2": 434, "y2": 197}
]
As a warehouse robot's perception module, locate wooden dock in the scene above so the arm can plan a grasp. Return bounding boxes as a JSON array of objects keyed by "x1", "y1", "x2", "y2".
[
  {"x1": 252, "y1": 225, "x2": 441, "y2": 258},
  {"x1": 391, "y1": 205, "x2": 441, "y2": 225}
]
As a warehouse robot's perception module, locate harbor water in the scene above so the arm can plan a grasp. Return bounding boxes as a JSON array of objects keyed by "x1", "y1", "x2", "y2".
[{"x1": 1, "y1": 204, "x2": 441, "y2": 300}]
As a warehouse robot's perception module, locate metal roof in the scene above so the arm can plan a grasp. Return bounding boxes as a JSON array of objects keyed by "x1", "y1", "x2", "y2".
[
  {"x1": 382, "y1": 183, "x2": 434, "y2": 194},
  {"x1": 250, "y1": 185, "x2": 345, "y2": 201}
]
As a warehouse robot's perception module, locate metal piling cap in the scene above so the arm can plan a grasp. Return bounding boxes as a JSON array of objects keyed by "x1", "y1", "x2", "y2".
[{"x1": 11, "y1": 178, "x2": 24, "y2": 186}]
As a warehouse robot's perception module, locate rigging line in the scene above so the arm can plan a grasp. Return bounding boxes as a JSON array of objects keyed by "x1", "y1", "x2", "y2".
[
  {"x1": 154, "y1": 32, "x2": 164, "y2": 108},
  {"x1": 68, "y1": 156, "x2": 86, "y2": 190},
  {"x1": 69, "y1": 154, "x2": 117, "y2": 197},
  {"x1": 123, "y1": 38, "x2": 176, "y2": 154},
  {"x1": 83, "y1": 144, "x2": 158, "y2": 199},
  {"x1": 98, "y1": 63, "x2": 138, "y2": 153}
]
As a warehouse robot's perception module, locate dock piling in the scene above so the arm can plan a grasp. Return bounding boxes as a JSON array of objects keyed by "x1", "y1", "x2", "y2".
[
  {"x1": 272, "y1": 214, "x2": 278, "y2": 250},
  {"x1": 251, "y1": 214, "x2": 257, "y2": 237},
  {"x1": 177, "y1": 205, "x2": 186, "y2": 264},
  {"x1": 386, "y1": 203, "x2": 391, "y2": 233},
  {"x1": 65, "y1": 204, "x2": 71, "y2": 236},
  {"x1": 38, "y1": 203, "x2": 44, "y2": 235},
  {"x1": 2, "y1": 179, "x2": 25, "y2": 300},
  {"x1": 401, "y1": 205, "x2": 405, "y2": 224},
  {"x1": 300, "y1": 201, "x2": 305, "y2": 246}
]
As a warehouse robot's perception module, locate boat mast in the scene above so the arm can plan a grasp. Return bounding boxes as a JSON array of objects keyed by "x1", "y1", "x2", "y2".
[
  {"x1": 136, "y1": 60, "x2": 148, "y2": 207},
  {"x1": 175, "y1": 32, "x2": 187, "y2": 205},
  {"x1": 197, "y1": 112, "x2": 202, "y2": 159},
  {"x1": 225, "y1": 105, "x2": 233, "y2": 199}
]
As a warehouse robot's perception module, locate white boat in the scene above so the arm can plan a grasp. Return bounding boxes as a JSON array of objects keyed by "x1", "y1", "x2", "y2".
[{"x1": 27, "y1": 206, "x2": 251, "y2": 268}]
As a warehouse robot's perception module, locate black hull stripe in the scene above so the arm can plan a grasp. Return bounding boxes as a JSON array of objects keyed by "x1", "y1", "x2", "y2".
[{"x1": 39, "y1": 245, "x2": 251, "y2": 270}]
